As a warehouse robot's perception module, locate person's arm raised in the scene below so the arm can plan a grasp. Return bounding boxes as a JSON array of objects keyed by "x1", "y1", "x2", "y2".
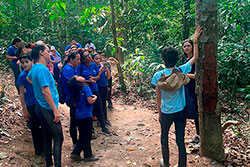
[{"x1": 189, "y1": 26, "x2": 202, "y2": 66}]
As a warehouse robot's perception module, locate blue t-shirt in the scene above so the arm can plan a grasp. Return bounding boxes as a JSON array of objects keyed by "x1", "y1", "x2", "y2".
[
  {"x1": 17, "y1": 70, "x2": 37, "y2": 107},
  {"x1": 151, "y1": 62, "x2": 192, "y2": 114},
  {"x1": 97, "y1": 65, "x2": 108, "y2": 87},
  {"x1": 62, "y1": 64, "x2": 76, "y2": 102},
  {"x1": 75, "y1": 86, "x2": 93, "y2": 119},
  {"x1": 76, "y1": 62, "x2": 99, "y2": 92},
  {"x1": 6, "y1": 45, "x2": 18, "y2": 65},
  {"x1": 64, "y1": 44, "x2": 82, "y2": 51},
  {"x1": 27, "y1": 64, "x2": 59, "y2": 110}
]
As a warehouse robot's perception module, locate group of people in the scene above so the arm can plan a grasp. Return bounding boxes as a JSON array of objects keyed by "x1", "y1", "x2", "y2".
[
  {"x1": 6, "y1": 25, "x2": 201, "y2": 167},
  {"x1": 6, "y1": 39, "x2": 118, "y2": 167}
]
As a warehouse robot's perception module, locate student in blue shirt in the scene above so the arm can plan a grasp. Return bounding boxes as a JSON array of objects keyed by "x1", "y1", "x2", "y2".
[
  {"x1": 27, "y1": 44, "x2": 63, "y2": 167},
  {"x1": 76, "y1": 51, "x2": 111, "y2": 136},
  {"x1": 17, "y1": 52, "x2": 44, "y2": 156},
  {"x1": 64, "y1": 40, "x2": 82, "y2": 56},
  {"x1": 92, "y1": 53, "x2": 111, "y2": 126},
  {"x1": 68, "y1": 76, "x2": 99, "y2": 162},
  {"x1": 61, "y1": 51, "x2": 85, "y2": 149},
  {"x1": 152, "y1": 26, "x2": 201, "y2": 167},
  {"x1": 6, "y1": 37, "x2": 22, "y2": 93}
]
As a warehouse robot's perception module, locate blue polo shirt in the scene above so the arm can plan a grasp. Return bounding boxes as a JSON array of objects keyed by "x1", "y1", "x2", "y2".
[
  {"x1": 75, "y1": 86, "x2": 93, "y2": 119},
  {"x1": 76, "y1": 62, "x2": 99, "y2": 92},
  {"x1": 17, "y1": 70, "x2": 37, "y2": 107},
  {"x1": 97, "y1": 65, "x2": 108, "y2": 87},
  {"x1": 151, "y1": 62, "x2": 191, "y2": 114},
  {"x1": 27, "y1": 64, "x2": 59, "y2": 110},
  {"x1": 6, "y1": 45, "x2": 18, "y2": 65},
  {"x1": 62, "y1": 64, "x2": 76, "y2": 102},
  {"x1": 64, "y1": 44, "x2": 82, "y2": 51}
]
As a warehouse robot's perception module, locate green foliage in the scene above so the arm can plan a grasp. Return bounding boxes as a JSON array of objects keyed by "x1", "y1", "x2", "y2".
[{"x1": 217, "y1": 0, "x2": 250, "y2": 106}]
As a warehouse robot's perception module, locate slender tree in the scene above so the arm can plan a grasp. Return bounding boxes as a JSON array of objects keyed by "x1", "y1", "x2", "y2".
[
  {"x1": 110, "y1": 0, "x2": 126, "y2": 93},
  {"x1": 195, "y1": 0, "x2": 224, "y2": 161}
]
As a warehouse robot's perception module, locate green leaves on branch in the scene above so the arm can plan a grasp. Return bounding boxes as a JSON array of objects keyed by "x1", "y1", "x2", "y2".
[{"x1": 47, "y1": 0, "x2": 66, "y2": 20}]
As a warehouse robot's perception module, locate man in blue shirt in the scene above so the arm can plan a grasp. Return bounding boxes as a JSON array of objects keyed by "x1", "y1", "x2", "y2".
[
  {"x1": 6, "y1": 37, "x2": 22, "y2": 93},
  {"x1": 64, "y1": 40, "x2": 82, "y2": 56},
  {"x1": 152, "y1": 26, "x2": 201, "y2": 167},
  {"x1": 27, "y1": 44, "x2": 63, "y2": 167}
]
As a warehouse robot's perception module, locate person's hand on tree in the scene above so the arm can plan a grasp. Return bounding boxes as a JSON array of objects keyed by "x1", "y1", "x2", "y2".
[{"x1": 193, "y1": 26, "x2": 202, "y2": 42}]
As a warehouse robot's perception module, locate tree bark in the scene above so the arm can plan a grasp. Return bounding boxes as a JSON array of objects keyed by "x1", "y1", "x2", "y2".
[
  {"x1": 110, "y1": 0, "x2": 126, "y2": 93},
  {"x1": 195, "y1": 0, "x2": 224, "y2": 161}
]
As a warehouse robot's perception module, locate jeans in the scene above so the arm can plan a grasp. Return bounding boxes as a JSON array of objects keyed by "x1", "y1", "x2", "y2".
[
  {"x1": 71, "y1": 117, "x2": 93, "y2": 158},
  {"x1": 10, "y1": 63, "x2": 20, "y2": 93},
  {"x1": 160, "y1": 110, "x2": 187, "y2": 167},
  {"x1": 92, "y1": 91, "x2": 106, "y2": 131},
  {"x1": 107, "y1": 77, "x2": 112, "y2": 106},
  {"x1": 27, "y1": 104, "x2": 44, "y2": 154},
  {"x1": 36, "y1": 104, "x2": 64, "y2": 167},
  {"x1": 99, "y1": 86, "x2": 108, "y2": 122},
  {"x1": 66, "y1": 101, "x2": 78, "y2": 145}
]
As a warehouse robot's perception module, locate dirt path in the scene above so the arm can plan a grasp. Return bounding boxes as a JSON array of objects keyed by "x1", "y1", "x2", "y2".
[{"x1": 0, "y1": 95, "x2": 223, "y2": 167}]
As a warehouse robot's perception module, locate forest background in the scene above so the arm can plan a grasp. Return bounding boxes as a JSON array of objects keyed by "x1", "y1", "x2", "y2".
[{"x1": 0, "y1": 0, "x2": 249, "y2": 113}]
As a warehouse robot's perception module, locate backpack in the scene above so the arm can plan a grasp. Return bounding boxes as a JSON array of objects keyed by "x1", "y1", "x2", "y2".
[{"x1": 57, "y1": 73, "x2": 66, "y2": 104}]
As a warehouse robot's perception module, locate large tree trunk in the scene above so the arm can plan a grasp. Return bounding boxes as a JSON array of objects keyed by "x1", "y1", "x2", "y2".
[
  {"x1": 195, "y1": 0, "x2": 224, "y2": 161},
  {"x1": 110, "y1": 0, "x2": 126, "y2": 93}
]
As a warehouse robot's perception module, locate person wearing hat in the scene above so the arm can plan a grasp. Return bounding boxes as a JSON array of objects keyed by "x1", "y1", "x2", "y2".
[
  {"x1": 151, "y1": 26, "x2": 201, "y2": 167},
  {"x1": 17, "y1": 52, "x2": 44, "y2": 156}
]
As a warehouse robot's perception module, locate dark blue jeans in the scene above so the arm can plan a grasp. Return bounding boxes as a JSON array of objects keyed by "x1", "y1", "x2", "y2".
[
  {"x1": 160, "y1": 110, "x2": 187, "y2": 167},
  {"x1": 99, "y1": 86, "x2": 108, "y2": 122},
  {"x1": 27, "y1": 104, "x2": 44, "y2": 155},
  {"x1": 66, "y1": 101, "x2": 78, "y2": 145},
  {"x1": 10, "y1": 63, "x2": 20, "y2": 93},
  {"x1": 92, "y1": 91, "x2": 106, "y2": 131},
  {"x1": 71, "y1": 117, "x2": 93, "y2": 158},
  {"x1": 35, "y1": 104, "x2": 64, "y2": 167}
]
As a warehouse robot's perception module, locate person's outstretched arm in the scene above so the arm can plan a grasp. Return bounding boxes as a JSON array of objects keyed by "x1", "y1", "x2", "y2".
[{"x1": 189, "y1": 26, "x2": 202, "y2": 66}]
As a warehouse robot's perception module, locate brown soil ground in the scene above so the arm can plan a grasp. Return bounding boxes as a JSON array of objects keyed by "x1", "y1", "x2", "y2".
[{"x1": 0, "y1": 69, "x2": 236, "y2": 167}]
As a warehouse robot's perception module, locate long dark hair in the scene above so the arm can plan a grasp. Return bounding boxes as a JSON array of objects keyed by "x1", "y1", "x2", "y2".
[
  {"x1": 31, "y1": 45, "x2": 46, "y2": 63},
  {"x1": 67, "y1": 76, "x2": 84, "y2": 105},
  {"x1": 182, "y1": 39, "x2": 194, "y2": 59}
]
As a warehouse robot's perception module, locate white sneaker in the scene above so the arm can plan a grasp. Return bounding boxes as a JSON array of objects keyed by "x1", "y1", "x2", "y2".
[{"x1": 160, "y1": 158, "x2": 166, "y2": 167}]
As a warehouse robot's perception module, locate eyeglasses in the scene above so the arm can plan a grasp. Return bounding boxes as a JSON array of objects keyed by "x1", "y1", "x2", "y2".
[
  {"x1": 84, "y1": 54, "x2": 91, "y2": 58},
  {"x1": 183, "y1": 45, "x2": 191, "y2": 48}
]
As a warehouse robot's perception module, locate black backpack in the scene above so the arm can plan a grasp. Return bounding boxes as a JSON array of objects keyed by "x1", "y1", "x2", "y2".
[{"x1": 57, "y1": 73, "x2": 66, "y2": 104}]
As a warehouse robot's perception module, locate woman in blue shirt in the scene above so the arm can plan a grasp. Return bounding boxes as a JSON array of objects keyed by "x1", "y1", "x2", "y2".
[
  {"x1": 68, "y1": 76, "x2": 99, "y2": 162},
  {"x1": 92, "y1": 53, "x2": 111, "y2": 126},
  {"x1": 76, "y1": 51, "x2": 111, "y2": 136},
  {"x1": 17, "y1": 52, "x2": 44, "y2": 156}
]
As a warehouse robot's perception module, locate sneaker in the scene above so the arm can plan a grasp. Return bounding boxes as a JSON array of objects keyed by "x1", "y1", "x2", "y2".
[
  {"x1": 106, "y1": 120, "x2": 112, "y2": 126},
  {"x1": 108, "y1": 103, "x2": 113, "y2": 108},
  {"x1": 187, "y1": 135, "x2": 200, "y2": 144},
  {"x1": 160, "y1": 158, "x2": 167, "y2": 167},
  {"x1": 102, "y1": 128, "x2": 111, "y2": 136},
  {"x1": 71, "y1": 144, "x2": 76, "y2": 151},
  {"x1": 70, "y1": 154, "x2": 82, "y2": 161},
  {"x1": 83, "y1": 155, "x2": 99, "y2": 162},
  {"x1": 91, "y1": 134, "x2": 98, "y2": 139}
]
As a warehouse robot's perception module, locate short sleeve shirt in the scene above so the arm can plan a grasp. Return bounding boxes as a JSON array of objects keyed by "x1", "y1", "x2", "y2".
[
  {"x1": 27, "y1": 64, "x2": 59, "y2": 110},
  {"x1": 62, "y1": 64, "x2": 76, "y2": 102},
  {"x1": 6, "y1": 45, "x2": 18, "y2": 65},
  {"x1": 17, "y1": 70, "x2": 37, "y2": 106},
  {"x1": 76, "y1": 62, "x2": 99, "y2": 92},
  {"x1": 75, "y1": 86, "x2": 93, "y2": 119},
  {"x1": 97, "y1": 65, "x2": 108, "y2": 87},
  {"x1": 151, "y1": 62, "x2": 192, "y2": 114}
]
